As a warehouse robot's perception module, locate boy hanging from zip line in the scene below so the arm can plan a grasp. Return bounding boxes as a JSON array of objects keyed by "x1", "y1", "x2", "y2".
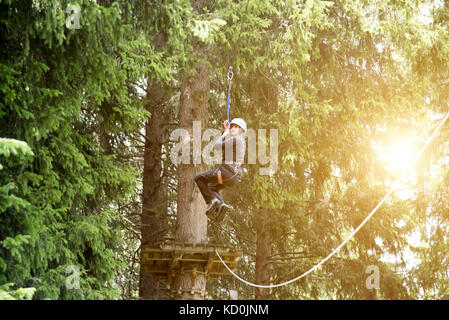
[{"x1": 195, "y1": 118, "x2": 247, "y2": 222}]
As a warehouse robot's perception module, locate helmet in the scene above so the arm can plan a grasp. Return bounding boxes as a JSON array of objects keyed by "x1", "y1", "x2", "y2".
[{"x1": 230, "y1": 118, "x2": 247, "y2": 133}]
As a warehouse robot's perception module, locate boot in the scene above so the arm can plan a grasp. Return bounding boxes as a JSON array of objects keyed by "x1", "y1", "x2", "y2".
[
  {"x1": 215, "y1": 203, "x2": 231, "y2": 222},
  {"x1": 206, "y1": 198, "x2": 221, "y2": 216}
]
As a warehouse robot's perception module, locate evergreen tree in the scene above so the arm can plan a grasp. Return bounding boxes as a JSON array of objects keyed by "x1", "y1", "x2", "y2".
[
  {"x1": 2, "y1": 0, "x2": 449, "y2": 301},
  {"x1": 1, "y1": 0, "x2": 154, "y2": 299}
]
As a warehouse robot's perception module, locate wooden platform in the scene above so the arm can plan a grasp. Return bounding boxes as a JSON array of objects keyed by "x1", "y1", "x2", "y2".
[{"x1": 141, "y1": 241, "x2": 242, "y2": 283}]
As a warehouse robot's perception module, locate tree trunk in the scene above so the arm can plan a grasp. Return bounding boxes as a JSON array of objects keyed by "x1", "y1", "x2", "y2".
[
  {"x1": 172, "y1": 48, "x2": 209, "y2": 300},
  {"x1": 255, "y1": 208, "x2": 271, "y2": 299},
  {"x1": 139, "y1": 81, "x2": 170, "y2": 300}
]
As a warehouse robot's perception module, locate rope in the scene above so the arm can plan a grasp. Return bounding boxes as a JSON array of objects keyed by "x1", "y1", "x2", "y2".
[
  {"x1": 226, "y1": 66, "x2": 233, "y2": 126},
  {"x1": 216, "y1": 111, "x2": 449, "y2": 289}
]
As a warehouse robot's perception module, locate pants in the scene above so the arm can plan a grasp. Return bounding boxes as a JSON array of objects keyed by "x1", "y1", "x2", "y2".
[{"x1": 195, "y1": 165, "x2": 239, "y2": 204}]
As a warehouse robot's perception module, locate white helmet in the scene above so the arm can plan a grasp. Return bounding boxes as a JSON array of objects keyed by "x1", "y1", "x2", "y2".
[{"x1": 230, "y1": 118, "x2": 247, "y2": 133}]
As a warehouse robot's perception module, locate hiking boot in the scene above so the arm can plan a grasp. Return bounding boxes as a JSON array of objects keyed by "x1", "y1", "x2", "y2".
[
  {"x1": 215, "y1": 203, "x2": 231, "y2": 222},
  {"x1": 206, "y1": 198, "x2": 221, "y2": 216}
]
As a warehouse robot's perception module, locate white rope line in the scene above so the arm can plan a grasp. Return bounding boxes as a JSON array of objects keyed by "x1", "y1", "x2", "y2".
[{"x1": 216, "y1": 111, "x2": 449, "y2": 289}]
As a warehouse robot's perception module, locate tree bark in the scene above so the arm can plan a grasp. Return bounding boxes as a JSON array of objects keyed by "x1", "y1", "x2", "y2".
[
  {"x1": 255, "y1": 208, "x2": 271, "y2": 299},
  {"x1": 139, "y1": 80, "x2": 170, "y2": 300},
  {"x1": 171, "y1": 25, "x2": 210, "y2": 298},
  {"x1": 172, "y1": 58, "x2": 209, "y2": 299}
]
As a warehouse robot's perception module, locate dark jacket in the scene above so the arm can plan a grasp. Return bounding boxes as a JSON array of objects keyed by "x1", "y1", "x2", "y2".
[{"x1": 213, "y1": 134, "x2": 245, "y2": 185}]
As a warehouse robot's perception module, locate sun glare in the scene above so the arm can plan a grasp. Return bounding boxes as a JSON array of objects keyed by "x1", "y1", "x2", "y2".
[
  {"x1": 378, "y1": 139, "x2": 417, "y2": 173},
  {"x1": 375, "y1": 137, "x2": 419, "y2": 200}
]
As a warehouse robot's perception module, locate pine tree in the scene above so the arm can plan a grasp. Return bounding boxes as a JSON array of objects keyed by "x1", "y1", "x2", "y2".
[{"x1": 1, "y1": 0, "x2": 154, "y2": 299}]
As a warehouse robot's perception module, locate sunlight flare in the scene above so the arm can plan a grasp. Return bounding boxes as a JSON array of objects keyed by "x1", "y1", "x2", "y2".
[{"x1": 378, "y1": 138, "x2": 418, "y2": 172}]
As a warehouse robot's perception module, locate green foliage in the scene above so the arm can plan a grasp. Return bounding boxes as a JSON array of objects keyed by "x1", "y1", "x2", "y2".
[
  {"x1": 205, "y1": 0, "x2": 449, "y2": 300},
  {"x1": 3, "y1": 0, "x2": 449, "y2": 300},
  {"x1": 0, "y1": 283, "x2": 36, "y2": 300},
  {"x1": 0, "y1": 138, "x2": 34, "y2": 158},
  {"x1": 191, "y1": 18, "x2": 227, "y2": 44},
  {"x1": 0, "y1": 0, "x2": 182, "y2": 299}
]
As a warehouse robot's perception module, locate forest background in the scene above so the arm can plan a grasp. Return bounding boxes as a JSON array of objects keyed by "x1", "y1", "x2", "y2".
[{"x1": 2, "y1": 0, "x2": 449, "y2": 300}]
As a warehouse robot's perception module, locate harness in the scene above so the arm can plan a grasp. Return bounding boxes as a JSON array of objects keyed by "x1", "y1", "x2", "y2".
[{"x1": 217, "y1": 165, "x2": 241, "y2": 186}]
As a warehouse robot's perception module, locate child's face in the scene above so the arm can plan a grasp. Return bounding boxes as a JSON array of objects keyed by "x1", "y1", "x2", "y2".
[{"x1": 230, "y1": 124, "x2": 241, "y2": 135}]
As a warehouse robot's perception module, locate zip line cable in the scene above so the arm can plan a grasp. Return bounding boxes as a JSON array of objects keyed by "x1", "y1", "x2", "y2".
[{"x1": 216, "y1": 111, "x2": 449, "y2": 289}]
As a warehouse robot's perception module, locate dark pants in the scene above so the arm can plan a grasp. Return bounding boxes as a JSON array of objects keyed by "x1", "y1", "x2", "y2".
[{"x1": 195, "y1": 165, "x2": 239, "y2": 204}]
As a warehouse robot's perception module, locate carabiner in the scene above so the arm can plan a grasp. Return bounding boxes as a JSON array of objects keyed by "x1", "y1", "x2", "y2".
[{"x1": 227, "y1": 66, "x2": 234, "y2": 82}]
